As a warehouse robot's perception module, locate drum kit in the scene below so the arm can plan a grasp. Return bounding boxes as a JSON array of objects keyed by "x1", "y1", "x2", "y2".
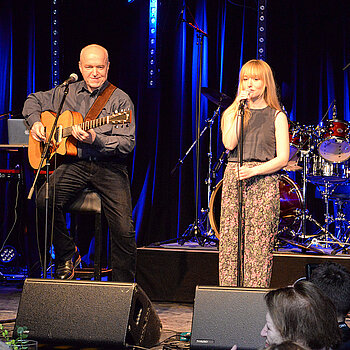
[{"x1": 202, "y1": 90, "x2": 350, "y2": 254}]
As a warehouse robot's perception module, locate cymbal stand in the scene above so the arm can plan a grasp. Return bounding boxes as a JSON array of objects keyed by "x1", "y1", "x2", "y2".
[
  {"x1": 300, "y1": 149, "x2": 310, "y2": 238},
  {"x1": 203, "y1": 106, "x2": 222, "y2": 234},
  {"x1": 329, "y1": 199, "x2": 350, "y2": 254},
  {"x1": 330, "y1": 199, "x2": 350, "y2": 242}
]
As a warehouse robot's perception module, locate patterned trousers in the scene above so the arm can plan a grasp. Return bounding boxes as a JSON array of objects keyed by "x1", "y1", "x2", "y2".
[{"x1": 219, "y1": 162, "x2": 280, "y2": 287}]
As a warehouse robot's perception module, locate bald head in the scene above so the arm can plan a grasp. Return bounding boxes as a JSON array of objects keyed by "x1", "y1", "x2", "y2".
[
  {"x1": 80, "y1": 44, "x2": 109, "y2": 63},
  {"x1": 78, "y1": 44, "x2": 110, "y2": 92}
]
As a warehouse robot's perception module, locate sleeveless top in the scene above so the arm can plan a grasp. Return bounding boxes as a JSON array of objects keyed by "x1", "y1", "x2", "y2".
[{"x1": 228, "y1": 106, "x2": 277, "y2": 162}]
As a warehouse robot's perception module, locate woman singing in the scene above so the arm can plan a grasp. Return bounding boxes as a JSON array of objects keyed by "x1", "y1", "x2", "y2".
[{"x1": 219, "y1": 59, "x2": 289, "y2": 287}]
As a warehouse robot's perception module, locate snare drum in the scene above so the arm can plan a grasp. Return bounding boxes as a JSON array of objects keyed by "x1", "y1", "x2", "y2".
[
  {"x1": 306, "y1": 154, "x2": 349, "y2": 185},
  {"x1": 318, "y1": 119, "x2": 350, "y2": 162}
]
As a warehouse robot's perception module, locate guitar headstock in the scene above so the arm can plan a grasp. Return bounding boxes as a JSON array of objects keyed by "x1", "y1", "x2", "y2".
[{"x1": 110, "y1": 110, "x2": 132, "y2": 124}]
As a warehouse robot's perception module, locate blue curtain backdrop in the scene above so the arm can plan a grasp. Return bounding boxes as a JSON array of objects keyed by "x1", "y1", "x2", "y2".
[{"x1": 1, "y1": 0, "x2": 350, "y2": 254}]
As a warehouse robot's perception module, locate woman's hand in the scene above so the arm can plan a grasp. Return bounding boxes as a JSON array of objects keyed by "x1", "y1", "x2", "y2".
[
  {"x1": 237, "y1": 89, "x2": 251, "y2": 103},
  {"x1": 234, "y1": 165, "x2": 256, "y2": 180}
]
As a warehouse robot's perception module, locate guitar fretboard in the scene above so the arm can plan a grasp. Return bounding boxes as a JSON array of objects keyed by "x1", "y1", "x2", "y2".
[{"x1": 62, "y1": 116, "x2": 110, "y2": 138}]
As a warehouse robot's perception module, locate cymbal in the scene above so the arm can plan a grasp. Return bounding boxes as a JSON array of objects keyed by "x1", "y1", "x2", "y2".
[{"x1": 201, "y1": 87, "x2": 233, "y2": 110}]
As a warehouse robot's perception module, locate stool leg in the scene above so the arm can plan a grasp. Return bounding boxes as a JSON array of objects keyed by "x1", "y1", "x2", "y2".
[{"x1": 94, "y1": 212, "x2": 102, "y2": 281}]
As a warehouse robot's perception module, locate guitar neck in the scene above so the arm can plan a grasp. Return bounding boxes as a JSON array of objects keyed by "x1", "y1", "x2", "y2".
[{"x1": 62, "y1": 116, "x2": 111, "y2": 138}]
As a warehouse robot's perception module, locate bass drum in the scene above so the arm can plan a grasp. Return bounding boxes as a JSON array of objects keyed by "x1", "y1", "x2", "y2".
[{"x1": 208, "y1": 174, "x2": 303, "y2": 239}]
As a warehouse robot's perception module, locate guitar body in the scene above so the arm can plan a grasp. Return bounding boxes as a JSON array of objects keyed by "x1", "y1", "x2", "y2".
[{"x1": 28, "y1": 110, "x2": 83, "y2": 169}]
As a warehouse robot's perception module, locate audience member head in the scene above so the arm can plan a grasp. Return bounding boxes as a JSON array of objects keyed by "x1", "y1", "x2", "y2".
[
  {"x1": 310, "y1": 262, "x2": 350, "y2": 322},
  {"x1": 261, "y1": 280, "x2": 341, "y2": 349}
]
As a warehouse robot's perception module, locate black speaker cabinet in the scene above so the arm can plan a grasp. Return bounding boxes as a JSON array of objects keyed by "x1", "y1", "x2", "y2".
[
  {"x1": 191, "y1": 286, "x2": 269, "y2": 350},
  {"x1": 15, "y1": 278, "x2": 162, "y2": 348}
]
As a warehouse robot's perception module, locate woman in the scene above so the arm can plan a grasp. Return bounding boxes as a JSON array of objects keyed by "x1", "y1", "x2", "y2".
[
  {"x1": 219, "y1": 59, "x2": 289, "y2": 287},
  {"x1": 261, "y1": 280, "x2": 341, "y2": 349}
]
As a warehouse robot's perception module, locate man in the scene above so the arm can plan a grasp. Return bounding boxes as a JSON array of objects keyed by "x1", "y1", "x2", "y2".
[
  {"x1": 310, "y1": 262, "x2": 350, "y2": 345},
  {"x1": 23, "y1": 44, "x2": 136, "y2": 282}
]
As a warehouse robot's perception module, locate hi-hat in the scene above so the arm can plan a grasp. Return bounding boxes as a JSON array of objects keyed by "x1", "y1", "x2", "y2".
[{"x1": 201, "y1": 87, "x2": 233, "y2": 110}]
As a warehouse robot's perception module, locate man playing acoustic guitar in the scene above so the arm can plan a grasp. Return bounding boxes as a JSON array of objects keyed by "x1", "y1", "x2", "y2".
[{"x1": 23, "y1": 44, "x2": 136, "y2": 281}]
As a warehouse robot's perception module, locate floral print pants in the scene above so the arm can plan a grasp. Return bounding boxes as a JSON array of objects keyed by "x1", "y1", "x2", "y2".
[{"x1": 219, "y1": 162, "x2": 280, "y2": 287}]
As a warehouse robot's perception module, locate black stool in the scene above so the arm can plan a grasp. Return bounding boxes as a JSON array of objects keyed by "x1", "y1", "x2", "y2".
[{"x1": 67, "y1": 189, "x2": 111, "y2": 280}]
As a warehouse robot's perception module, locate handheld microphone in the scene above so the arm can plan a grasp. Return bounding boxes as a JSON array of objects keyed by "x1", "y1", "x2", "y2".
[
  {"x1": 62, "y1": 73, "x2": 78, "y2": 86},
  {"x1": 239, "y1": 89, "x2": 251, "y2": 107}
]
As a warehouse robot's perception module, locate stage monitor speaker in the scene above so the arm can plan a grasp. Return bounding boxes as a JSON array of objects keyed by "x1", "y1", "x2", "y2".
[
  {"x1": 15, "y1": 278, "x2": 162, "y2": 348},
  {"x1": 190, "y1": 286, "x2": 269, "y2": 350}
]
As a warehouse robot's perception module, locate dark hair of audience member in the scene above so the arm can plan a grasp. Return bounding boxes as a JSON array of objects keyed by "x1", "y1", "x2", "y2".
[
  {"x1": 265, "y1": 280, "x2": 341, "y2": 350},
  {"x1": 265, "y1": 340, "x2": 310, "y2": 350},
  {"x1": 310, "y1": 262, "x2": 350, "y2": 320}
]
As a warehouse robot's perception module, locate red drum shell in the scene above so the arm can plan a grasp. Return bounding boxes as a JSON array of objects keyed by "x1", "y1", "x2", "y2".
[{"x1": 318, "y1": 119, "x2": 350, "y2": 162}]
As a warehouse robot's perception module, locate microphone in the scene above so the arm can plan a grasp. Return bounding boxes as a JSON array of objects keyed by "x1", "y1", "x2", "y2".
[
  {"x1": 239, "y1": 89, "x2": 251, "y2": 107},
  {"x1": 62, "y1": 73, "x2": 78, "y2": 86},
  {"x1": 176, "y1": 6, "x2": 185, "y2": 30}
]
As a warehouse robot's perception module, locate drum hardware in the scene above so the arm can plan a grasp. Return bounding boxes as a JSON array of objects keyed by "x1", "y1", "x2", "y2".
[
  {"x1": 299, "y1": 149, "x2": 312, "y2": 239},
  {"x1": 306, "y1": 155, "x2": 349, "y2": 185},
  {"x1": 328, "y1": 199, "x2": 350, "y2": 253},
  {"x1": 277, "y1": 236, "x2": 325, "y2": 255},
  {"x1": 297, "y1": 208, "x2": 348, "y2": 252}
]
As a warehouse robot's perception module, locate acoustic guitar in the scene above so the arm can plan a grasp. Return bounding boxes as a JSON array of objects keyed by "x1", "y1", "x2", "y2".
[{"x1": 28, "y1": 109, "x2": 131, "y2": 169}]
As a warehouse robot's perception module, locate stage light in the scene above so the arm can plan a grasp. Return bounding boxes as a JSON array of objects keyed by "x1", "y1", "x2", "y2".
[
  {"x1": 0, "y1": 245, "x2": 17, "y2": 264},
  {"x1": 147, "y1": 0, "x2": 158, "y2": 88},
  {"x1": 128, "y1": 0, "x2": 135, "y2": 3},
  {"x1": 51, "y1": 0, "x2": 60, "y2": 87},
  {"x1": 257, "y1": 0, "x2": 266, "y2": 60}
]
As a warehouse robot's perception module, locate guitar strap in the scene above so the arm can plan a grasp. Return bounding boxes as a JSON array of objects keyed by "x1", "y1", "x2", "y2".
[{"x1": 84, "y1": 82, "x2": 117, "y2": 122}]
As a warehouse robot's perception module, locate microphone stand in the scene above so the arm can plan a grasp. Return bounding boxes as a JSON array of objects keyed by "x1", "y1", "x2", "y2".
[
  {"x1": 176, "y1": 14, "x2": 208, "y2": 245},
  {"x1": 27, "y1": 84, "x2": 70, "y2": 278},
  {"x1": 170, "y1": 107, "x2": 219, "y2": 177},
  {"x1": 237, "y1": 101, "x2": 245, "y2": 287},
  {"x1": 343, "y1": 61, "x2": 350, "y2": 71},
  {"x1": 164, "y1": 106, "x2": 221, "y2": 246}
]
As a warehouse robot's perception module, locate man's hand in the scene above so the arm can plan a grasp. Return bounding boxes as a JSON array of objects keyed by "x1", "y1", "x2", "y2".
[
  {"x1": 30, "y1": 121, "x2": 46, "y2": 142},
  {"x1": 71, "y1": 125, "x2": 96, "y2": 144}
]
